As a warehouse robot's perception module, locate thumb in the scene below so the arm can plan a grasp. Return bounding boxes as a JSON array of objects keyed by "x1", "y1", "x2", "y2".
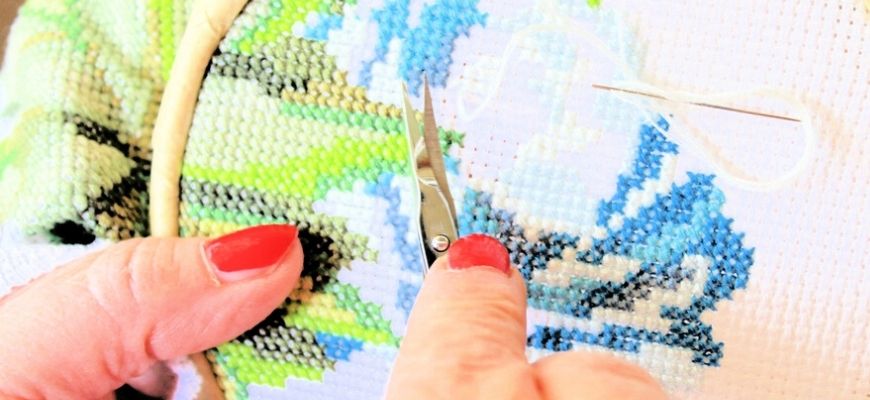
[
  {"x1": 0, "y1": 224, "x2": 303, "y2": 400},
  {"x1": 387, "y1": 234, "x2": 533, "y2": 399}
]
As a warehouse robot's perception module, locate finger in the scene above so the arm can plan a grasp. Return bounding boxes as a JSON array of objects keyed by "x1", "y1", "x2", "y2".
[
  {"x1": 0, "y1": 224, "x2": 303, "y2": 399},
  {"x1": 532, "y1": 351, "x2": 668, "y2": 400},
  {"x1": 386, "y1": 234, "x2": 536, "y2": 399},
  {"x1": 126, "y1": 362, "x2": 175, "y2": 398}
]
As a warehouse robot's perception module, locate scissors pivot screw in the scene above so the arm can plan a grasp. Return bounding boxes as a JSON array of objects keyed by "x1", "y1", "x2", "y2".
[{"x1": 430, "y1": 235, "x2": 451, "y2": 253}]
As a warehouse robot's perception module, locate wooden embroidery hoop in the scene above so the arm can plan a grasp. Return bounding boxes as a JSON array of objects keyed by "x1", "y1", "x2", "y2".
[{"x1": 149, "y1": 1, "x2": 248, "y2": 398}]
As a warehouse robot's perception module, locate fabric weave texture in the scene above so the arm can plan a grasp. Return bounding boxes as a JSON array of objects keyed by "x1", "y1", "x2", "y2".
[{"x1": 0, "y1": 1, "x2": 867, "y2": 399}]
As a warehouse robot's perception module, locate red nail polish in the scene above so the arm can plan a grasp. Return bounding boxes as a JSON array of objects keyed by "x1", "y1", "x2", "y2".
[
  {"x1": 204, "y1": 224, "x2": 298, "y2": 274},
  {"x1": 448, "y1": 234, "x2": 511, "y2": 275}
]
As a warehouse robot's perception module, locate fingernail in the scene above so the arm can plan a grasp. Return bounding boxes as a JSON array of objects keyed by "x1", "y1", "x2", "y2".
[
  {"x1": 448, "y1": 234, "x2": 511, "y2": 275},
  {"x1": 203, "y1": 224, "x2": 298, "y2": 282}
]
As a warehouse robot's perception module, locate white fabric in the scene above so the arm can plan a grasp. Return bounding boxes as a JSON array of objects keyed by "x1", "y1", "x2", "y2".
[{"x1": 610, "y1": 2, "x2": 869, "y2": 398}]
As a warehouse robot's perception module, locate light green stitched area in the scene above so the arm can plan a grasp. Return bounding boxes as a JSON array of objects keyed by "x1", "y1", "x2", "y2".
[
  {"x1": 182, "y1": 134, "x2": 409, "y2": 200},
  {"x1": 285, "y1": 306, "x2": 398, "y2": 346},
  {"x1": 18, "y1": 0, "x2": 86, "y2": 51},
  {"x1": 149, "y1": 0, "x2": 177, "y2": 79},
  {"x1": 326, "y1": 282, "x2": 396, "y2": 337},
  {"x1": 217, "y1": 343, "x2": 326, "y2": 386},
  {"x1": 0, "y1": 0, "x2": 193, "y2": 240},
  {"x1": 280, "y1": 102, "x2": 405, "y2": 134},
  {"x1": 229, "y1": 0, "x2": 333, "y2": 54},
  {"x1": 0, "y1": 130, "x2": 25, "y2": 177}
]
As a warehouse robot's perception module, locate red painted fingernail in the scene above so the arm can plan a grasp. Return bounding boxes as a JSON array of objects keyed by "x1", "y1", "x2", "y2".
[
  {"x1": 448, "y1": 234, "x2": 511, "y2": 275},
  {"x1": 203, "y1": 224, "x2": 298, "y2": 282}
]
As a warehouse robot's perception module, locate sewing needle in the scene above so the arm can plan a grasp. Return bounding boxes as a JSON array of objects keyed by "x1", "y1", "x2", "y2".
[{"x1": 591, "y1": 83, "x2": 801, "y2": 123}]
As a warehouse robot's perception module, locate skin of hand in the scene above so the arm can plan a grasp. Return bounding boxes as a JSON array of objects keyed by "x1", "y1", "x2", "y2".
[
  {"x1": 0, "y1": 227, "x2": 666, "y2": 399},
  {"x1": 0, "y1": 225, "x2": 304, "y2": 399},
  {"x1": 386, "y1": 234, "x2": 669, "y2": 400}
]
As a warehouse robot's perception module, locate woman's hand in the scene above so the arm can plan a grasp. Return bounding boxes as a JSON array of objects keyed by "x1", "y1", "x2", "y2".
[
  {"x1": 0, "y1": 227, "x2": 666, "y2": 399},
  {"x1": 0, "y1": 225, "x2": 304, "y2": 399},
  {"x1": 386, "y1": 234, "x2": 668, "y2": 400}
]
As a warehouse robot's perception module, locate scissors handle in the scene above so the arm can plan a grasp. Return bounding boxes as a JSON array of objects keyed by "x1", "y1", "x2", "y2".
[{"x1": 419, "y1": 183, "x2": 457, "y2": 266}]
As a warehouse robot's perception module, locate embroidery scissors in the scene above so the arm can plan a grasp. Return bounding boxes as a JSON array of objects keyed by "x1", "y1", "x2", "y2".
[{"x1": 400, "y1": 77, "x2": 459, "y2": 272}]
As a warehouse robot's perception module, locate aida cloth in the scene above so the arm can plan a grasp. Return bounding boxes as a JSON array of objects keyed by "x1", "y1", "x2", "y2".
[{"x1": 1, "y1": 1, "x2": 868, "y2": 400}]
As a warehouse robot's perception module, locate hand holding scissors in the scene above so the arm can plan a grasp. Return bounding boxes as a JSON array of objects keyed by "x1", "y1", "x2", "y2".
[{"x1": 386, "y1": 79, "x2": 666, "y2": 400}]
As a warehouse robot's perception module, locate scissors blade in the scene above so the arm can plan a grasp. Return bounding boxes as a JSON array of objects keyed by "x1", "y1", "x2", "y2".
[
  {"x1": 401, "y1": 82, "x2": 423, "y2": 156},
  {"x1": 400, "y1": 79, "x2": 458, "y2": 270},
  {"x1": 400, "y1": 82, "x2": 430, "y2": 271},
  {"x1": 421, "y1": 76, "x2": 457, "y2": 219}
]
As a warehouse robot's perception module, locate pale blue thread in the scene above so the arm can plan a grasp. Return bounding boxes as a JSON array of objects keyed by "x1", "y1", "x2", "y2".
[
  {"x1": 460, "y1": 118, "x2": 754, "y2": 366},
  {"x1": 315, "y1": 332, "x2": 364, "y2": 361},
  {"x1": 304, "y1": 14, "x2": 344, "y2": 41},
  {"x1": 365, "y1": 173, "x2": 425, "y2": 274},
  {"x1": 361, "y1": 0, "x2": 486, "y2": 93},
  {"x1": 366, "y1": 173, "x2": 423, "y2": 318}
]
